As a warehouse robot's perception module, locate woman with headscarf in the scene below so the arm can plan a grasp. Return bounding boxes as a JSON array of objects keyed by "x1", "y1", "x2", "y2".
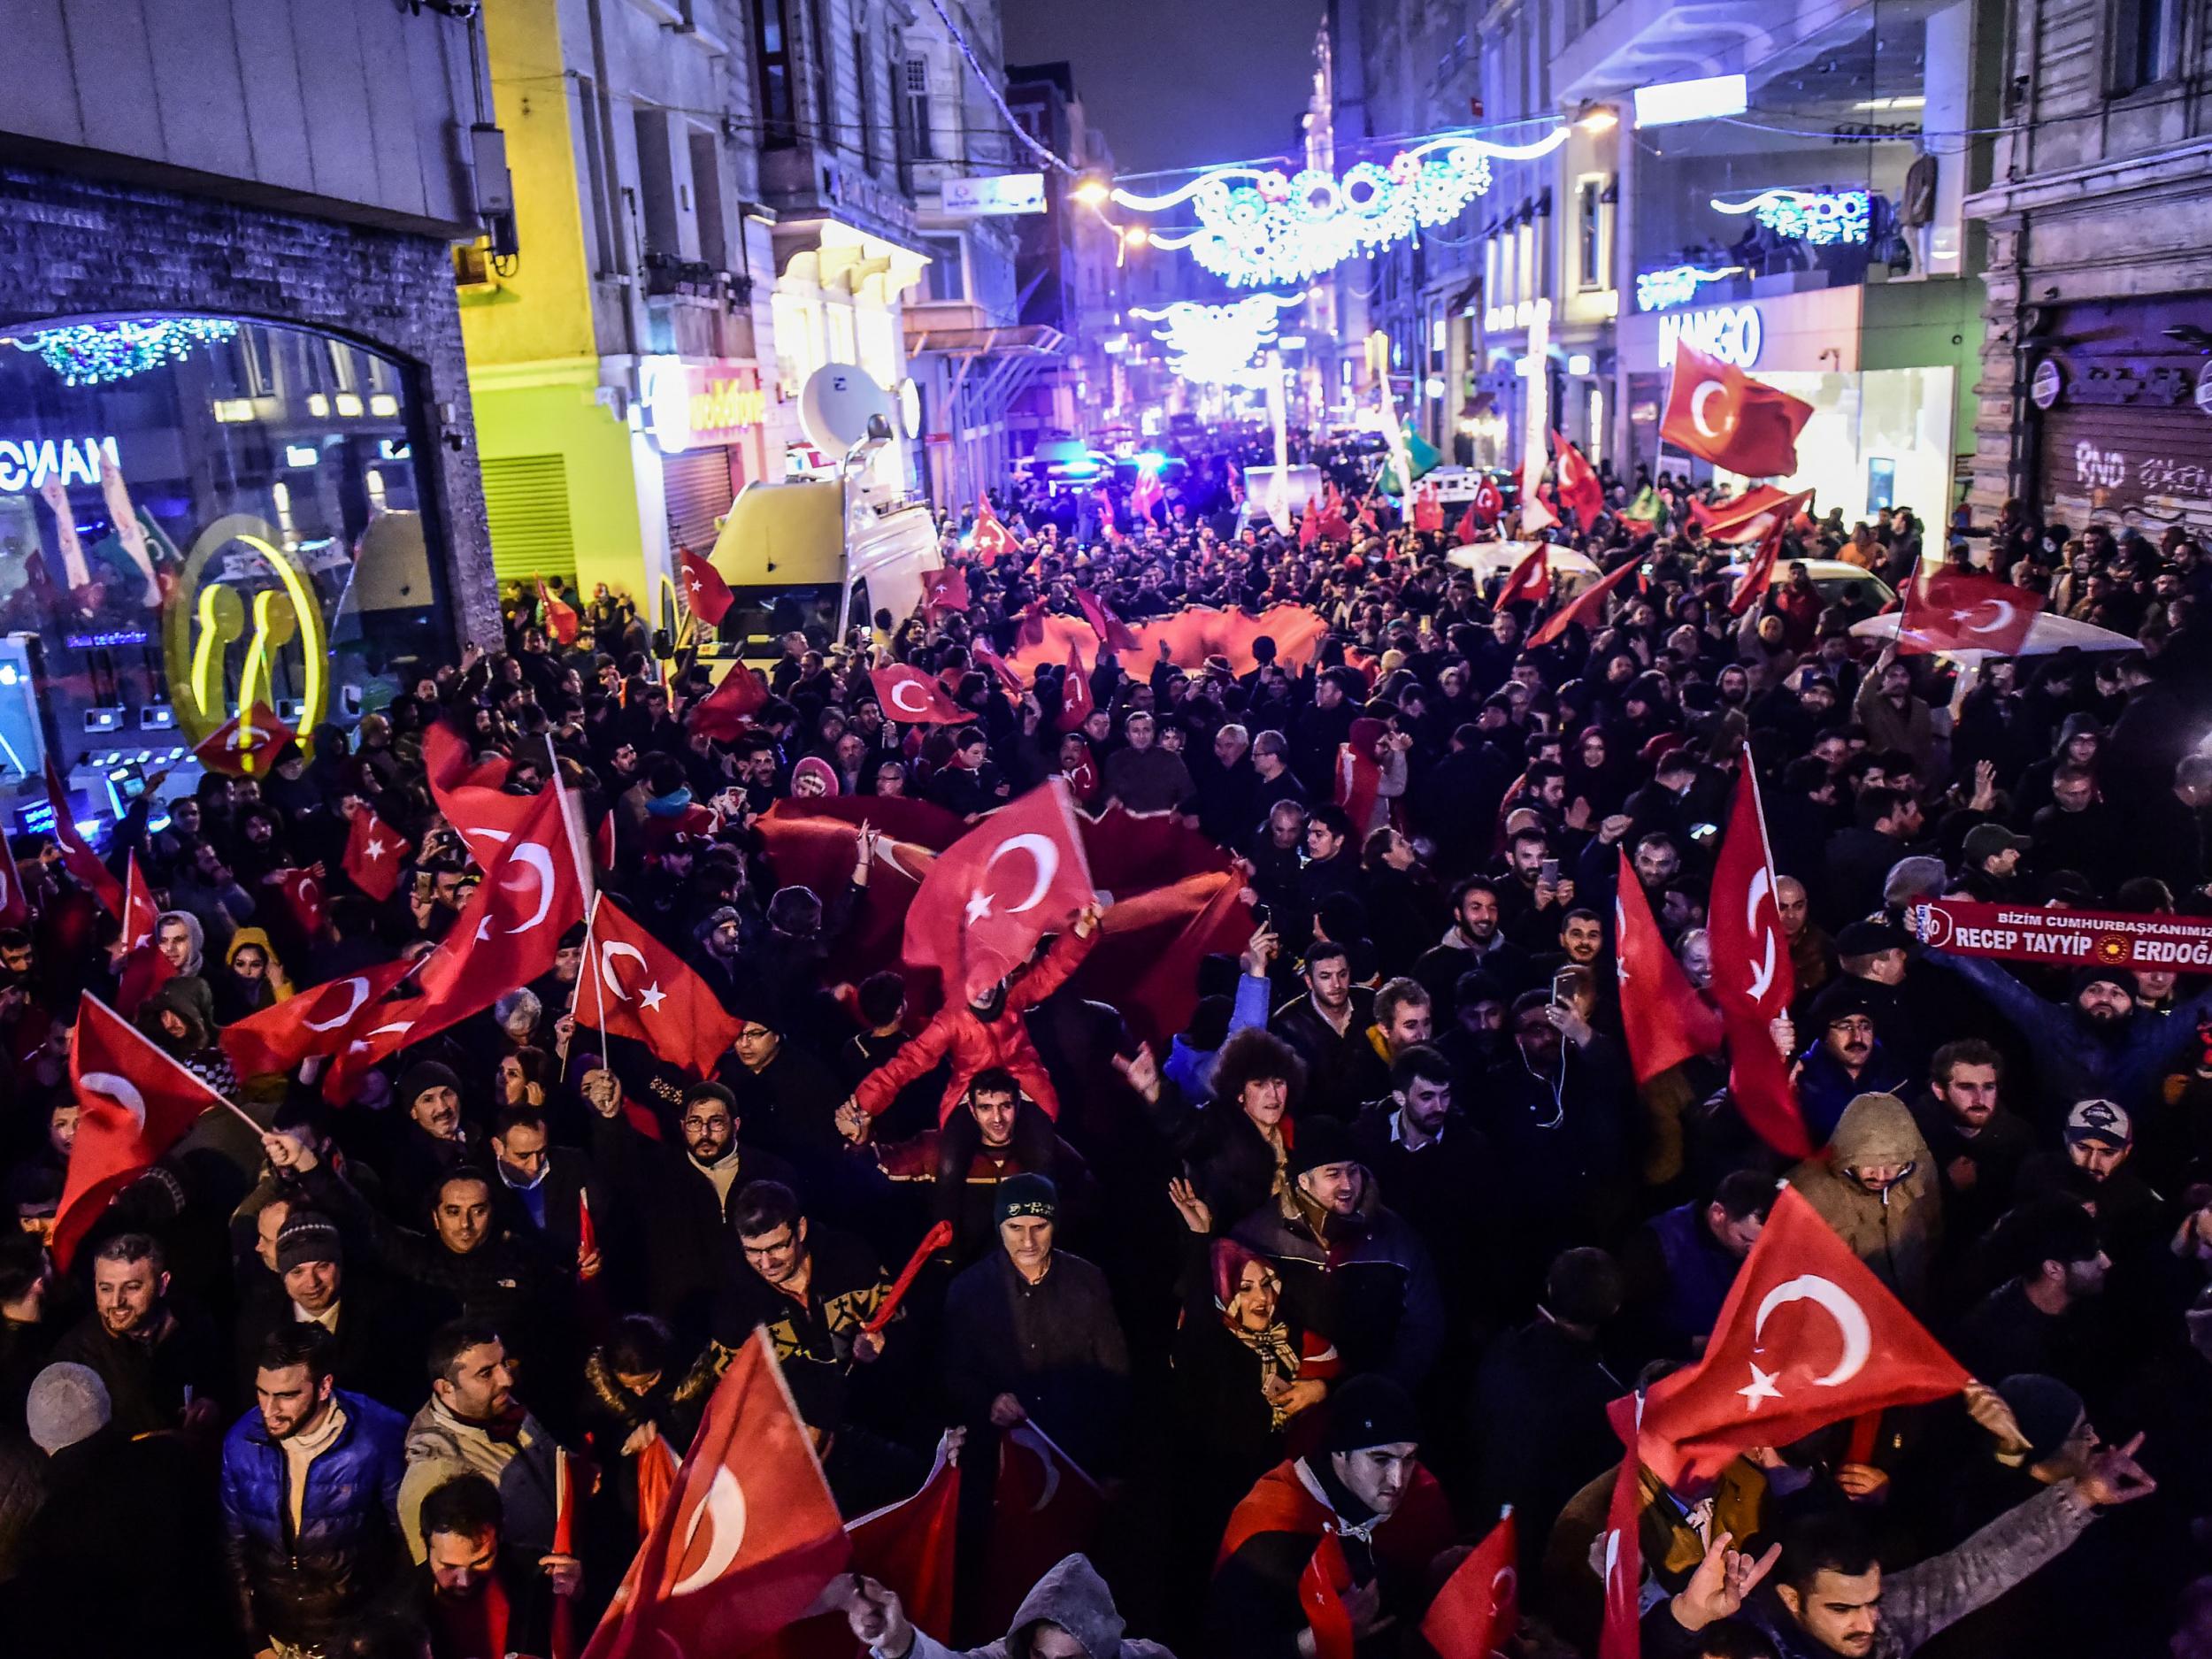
[{"x1": 215, "y1": 926, "x2": 294, "y2": 1024}]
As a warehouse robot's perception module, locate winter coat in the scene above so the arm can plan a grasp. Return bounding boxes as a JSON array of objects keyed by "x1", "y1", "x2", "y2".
[
  {"x1": 1231, "y1": 1183, "x2": 1443, "y2": 1389},
  {"x1": 942, "y1": 1248, "x2": 1130, "y2": 1474},
  {"x1": 855, "y1": 927, "x2": 1096, "y2": 1123},
  {"x1": 1787, "y1": 1093, "x2": 1939, "y2": 1309},
  {"x1": 219, "y1": 1391, "x2": 409, "y2": 1647},
  {"x1": 396, "y1": 1396, "x2": 561, "y2": 1566},
  {"x1": 906, "y1": 1552, "x2": 1174, "y2": 1659}
]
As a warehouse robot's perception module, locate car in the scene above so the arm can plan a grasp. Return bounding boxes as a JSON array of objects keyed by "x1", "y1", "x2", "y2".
[{"x1": 1730, "y1": 557, "x2": 1895, "y2": 611}]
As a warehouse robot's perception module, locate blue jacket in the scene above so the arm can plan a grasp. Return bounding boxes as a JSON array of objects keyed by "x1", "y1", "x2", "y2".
[
  {"x1": 219, "y1": 1388, "x2": 409, "y2": 1647},
  {"x1": 1793, "y1": 1039, "x2": 1910, "y2": 1146}
]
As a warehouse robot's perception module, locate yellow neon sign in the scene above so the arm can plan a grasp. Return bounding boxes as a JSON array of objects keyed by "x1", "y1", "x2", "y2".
[{"x1": 160, "y1": 515, "x2": 329, "y2": 756}]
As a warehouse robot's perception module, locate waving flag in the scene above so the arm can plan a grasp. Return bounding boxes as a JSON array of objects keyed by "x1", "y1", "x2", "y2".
[
  {"x1": 971, "y1": 495, "x2": 1018, "y2": 563},
  {"x1": 1708, "y1": 753, "x2": 1810, "y2": 1156},
  {"x1": 576, "y1": 896, "x2": 742, "y2": 1076},
  {"x1": 1527, "y1": 555, "x2": 1640, "y2": 649},
  {"x1": 1422, "y1": 1510, "x2": 1518, "y2": 1659},
  {"x1": 919, "y1": 565, "x2": 970, "y2": 618},
  {"x1": 423, "y1": 724, "x2": 537, "y2": 868},
  {"x1": 1553, "y1": 432, "x2": 1605, "y2": 528},
  {"x1": 1615, "y1": 849, "x2": 1723, "y2": 1083},
  {"x1": 1725, "y1": 511, "x2": 1800, "y2": 618},
  {"x1": 689, "y1": 665, "x2": 769, "y2": 742},
  {"x1": 1056, "y1": 647, "x2": 1095, "y2": 733},
  {"x1": 1073, "y1": 587, "x2": 1140, "y2": 653},
  {"x1": 871, "y1": 664, "x2": 966, "y2": 726},
  {"x1": 194, "y1": 703, "x2": 295, "y2": 778},
  {"x1": 537, "y1": 578, "x2": 582, "y2": 644},
  {"x1": 1661, "y1": 342, "x2": 1815, "y2": 478},
  {"x1": 115, "y1": 855, "x2": 173, "y2": 1018},
  {"x1": 342, "y1": 805, "x2": 411, "y2": 902},
  {"x1": 1898, "y1": 569, "x2": 2044, "y2": 657},
  {"x1": 220, "y1": 956, "x2": 419, "y2": 1081},
  {"x1": 1494, "y1": 544, "x2": 1552, "y2": 611},
  {"x1": 904, "y1": 780, "x2": 1094, "y2": 999},
  {"x1": 678, "y1": 547, "x2": 736, "y2": 626}
]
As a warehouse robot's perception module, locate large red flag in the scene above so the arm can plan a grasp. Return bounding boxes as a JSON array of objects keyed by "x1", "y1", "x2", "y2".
[
  {"x1": 42, "y1": 757, "x2": 123, "y2": 915},
  {"x1": 918, "y1": 565, "x2": 970, "y2": 618},
  {"x1": 1412, "y1": 483, "x2": 1445, "y2": 534},
  {"x1": 1707, "y1": 753, "x2": 1810, "y2": 1156},
  {"x1": 1615, "y1": 849, "x2": 1724, "y2": 1084},
  {"x1": 679, "y1": 547, "x2": 737, "y2": 626},
  {"x1": 1660, "y1": 343, "x2": 1815, "y2": 478},
  {"x1": 1897, "y1": 569, "x2": 2044, "y2": 657},
  {"x1": 413, "y1": 784, "x2": 587, "y2": 1013},
  {"x1": 219, "y1": 956, "x2": 419, "y2": 1081},
  {"x1": 115, "y1": 855, "x2": 174, "y2": 1018},
  {"x1": 423, "y1": 724, "x2": 537, "y2": 868},
  {"x1": 193, "y1": 703, "x2": 295, "y2": 778},
  {"x1": 904, "y1": 780, "x2": 1094, "y2": 1001},
  {"x1": 273, "y1": 867, "x2": 327, "y2": 937},
  {"x1": 584, "y1": 1329, "x2": 849, "y2": 1659},
  {"x1": 56, "y1": 995, "x2": 232, "y2": 1267},
  {"x1": 1129, "y1": 470, "x2": 1165, "y2": 524},
  {"x1": 1453, "y1": 503, "x2": 1479, "y2": 543},
  {"x1": 691, "y1": 665, "x2": 770, "y2": 742},
  {"x1": 1056, "y1": 647, "x2": 1094, "y2": 733},
  {"x1": 1553, "y1": 432, "x2": 1605, "y2": 527},
  {"x1": 1597, "y1": 1397, "x2": 1647, "y2": 1659},
  {"x1": 1633, "y1": 1187, "x2": 1971, "y2": 1485},
  {"x1": 871, "y1": 664, "x2": 966, "y2": 726},
  {"x1": 975, "y1": 1422, "x2": 1106, "y2": 1635},
  {"x1": 971, "y1": 496, "x2": 1018, "y2": 564},
  {"x1": 1422, "y1": 1510, "x2": 1519, "y2": 1659},
  {"x1": 971, "y1": 641, "x2": 1025, "y2": 695},
  {"x1": 1494, "y1": 544, "x2": 1551, "y2": 610},
  {"x1": 1690, "y1": 485, "x2": 1807, "y2": 546},
  {"x1": 1472, "y1": 477, "x2": 1504, "y2": 526},
  {"x1": 1527, "y1": 555, "x2": 1641, "y2": 649},
  {"x1": 576, "y1": 896, "x2": 743, "y2": 1076},
  {"x1": 1072, "y1": 587, "x2": 1140, "y2": 653},
  {"x1": 755, "y1": 807, "x2": 941, "y2": 986},
  {"x1": 538, "y1": 579, "x2": 582, "y2": 645},
  {"x1": 342, "y1": 804, "x2": 412, "y2": 902},
  {"x1": 749, "y1": 1452, "x2": 964, "y2": 1659},
  {"x1": 1726, "y1": 515, "x2": 1787, "y2": 618}
]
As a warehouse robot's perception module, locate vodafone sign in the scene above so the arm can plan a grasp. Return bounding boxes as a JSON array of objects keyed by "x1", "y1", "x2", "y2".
[{"x1": 641, "y1": 357, "x2": 767, "y2": 453}]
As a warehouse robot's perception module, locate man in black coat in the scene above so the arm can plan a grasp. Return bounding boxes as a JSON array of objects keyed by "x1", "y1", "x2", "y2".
[
  {"x1": 1269, "y1": 941, "x2": 1382, "y2": 1118},
  {"x1": 230, "y1": 1210, "x2": 431, "y2": 1410},
  {"x1": 46, "y1": 1232, "x2": 227, "y2": 1439}
]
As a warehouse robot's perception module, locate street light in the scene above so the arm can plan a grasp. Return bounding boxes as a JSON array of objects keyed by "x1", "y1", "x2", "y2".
[
  {"x1": 1120, "y1": 225, "x2": 1150, "y2": 248},
  {"x1": 1576, "y1": 102, "x2": 1619, "y2": 134},
  {"x1": 1071, "y1": 177, "x2": 1110, "y2": 207}
]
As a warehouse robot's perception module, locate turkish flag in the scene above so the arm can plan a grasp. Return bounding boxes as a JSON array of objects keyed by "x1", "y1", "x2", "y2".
[
  {"x1": 115, "y1": 855, "x2": 173, "y2": 1018},
  {"x1": 1597, "y1": 1397, "x2": 1647, "y2": 1659},
  {"x1": 1073, "y1": 587, "x2": 1140, "y2": 653},
  {"x1": 1297, "y1": 497, "x2": 1321, "y2": 549},
  {"x1": 1706, "y1": 753, "x2": 1810, "y2": 1156},
  {"x1": 1527, "y1": 554, "x2": 1640, "y2": 649},
  {"x1": 680, "y1": 547, "x2": 737, "y2": 626},
  {"x1": 576, "y1": 895, "x2": 742, "y2": 1076},
  {"x1": 1472, "y1": 478, "x2": 1504, "y2": 526},
  {"x1": 1725, "y1": 506, "x2": 1809, "y2": 617},
  {"x1": 1632, "y1": 1187, "x2": 1970, "y2": 1485},
  {"x1": 43, "y1": 756, "x2": 119, "y2": 914},
  {"x1": 919, "y1": 565, "x2": 970, "y2": 618},
  {"x1": 1553, "y1": 432, "x2": 1605, "y2": 528},
  {"x1": 1412, "y1": 483, "x2": 1445, "y2": 534},
  {"x1": 194, "y1": 703, "x2": 295, "y2": 778},
  {"x1": 1615, "y1": 849, "x2": 1724, "y2": 1084},
  {"x1": 219, "y1": 956, "x2": 419, "y2": 1080},
  {"x1": 691, "y1": 665, "x2": 770, "y2": 741},
  {"x1": 904, "y1": 780, "x2": 1094, "y2": 1000},
  {"x1": 1690, "y1": 484, "x2": 1808, "y2": 546},
  {"x1": 583, "y1": 1328, "x2": 849, "y2": 1659},
  {"x1": 1129, "y1": 471, "x2": 1165, "y2": 523},
  {"x1": 1422, "y1": 1510, "x2": 1518, "y2": 1659},
  {"x1": 1056, "y1": 647, "x2": 1094, "y2": 733},
  {"x1": 342, "y1": 805, "x2": 412, "y2": 902},
  {"x1": 1453, "y1": 503, "x2": 1478, "y2": 543},
  {"x1": 871, "y1": 664, "x2": 965, "y2": 726},
  {"x1": 749, "y1": 1453, "x2": 964, "y2": 1659},
  {"x1": 1494, "y1": 544, "x2": 1551, "y2": 610},
  {"x1": 423, "y1": 724, "x2": 537, "y2": 869},
  {"x1": 972, "y1": 641, "x2": 1025, "y2": 695},
  {"x1": 1897, "y1": 569, "x2": 2044, "y2": 657},
  {"x1": 1659, "y1": 343, "x2": 1815, "y2": 478},
  {"x1": 975, "y1": 1422, "x2": 1106, "y2": 1635},
  {"x1": 538, "y1": 579, "x2": 582, "y2": 644},
  {"x1": 972, "y1": 496, "x2": 1018, "y2": 564},
  {"x1": 273, "y1": 868, "x2": 326, "y2": 937},
  {"x1": 55, "y1": 994, "x2": 230, "y2": 1267}
]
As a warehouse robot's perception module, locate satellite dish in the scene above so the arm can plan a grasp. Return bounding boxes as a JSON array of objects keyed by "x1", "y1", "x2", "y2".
[{"x1": 799, "y1": 365, "x2": 895, "y2": 453}]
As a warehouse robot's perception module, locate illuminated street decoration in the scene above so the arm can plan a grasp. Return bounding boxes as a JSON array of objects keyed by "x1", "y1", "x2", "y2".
[
  {"x1": 1131, "y1": 294, "x2": 1302, "y2": 388},
  {"x1": 1711, "y1": 188, "x2": 1871, "y2": 246},
  {"x1": 1635, "y1": 264, "x2": 1743, "y2": 311},
  {"x1": 1120, "y1": 128, "x2": 1570, "y2": 288},
  {"x1": 4, "y1": 318, "x2": 241, "y2": 386}
]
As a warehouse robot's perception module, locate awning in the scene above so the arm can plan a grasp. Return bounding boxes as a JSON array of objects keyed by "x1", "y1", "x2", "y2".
[{"x1": 903, "y1": 323, "x2": 1065, "y2": 357}]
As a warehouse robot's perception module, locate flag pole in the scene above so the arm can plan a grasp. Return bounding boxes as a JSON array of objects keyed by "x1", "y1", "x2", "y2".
[{"x1": 561, "y1": 890, "x2": 603, "y2": 1084}]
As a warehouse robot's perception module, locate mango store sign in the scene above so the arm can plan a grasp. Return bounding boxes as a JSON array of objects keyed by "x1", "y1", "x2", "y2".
[
  {"x1": 640, "y1": 357, "x2": 766, "y2": 454},
  {"x1": 1657, "y1": 303, "x2": 1763, "y2": 369},
  {"x1": 0, "y1": 434, "x2": 120, "y2": 492}
]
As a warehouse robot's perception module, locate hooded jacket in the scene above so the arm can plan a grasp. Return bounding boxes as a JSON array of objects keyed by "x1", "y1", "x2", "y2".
[
  {"x1": 902, "y1": 1553, "x2": 1174, "y2": 1659},
  {"x1": 1787, "y1": 1093, "x2": 1939, "y2": 1309}
]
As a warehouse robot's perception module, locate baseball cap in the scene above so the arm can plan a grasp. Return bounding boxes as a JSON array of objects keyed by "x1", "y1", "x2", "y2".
[
  {"x1": 1963, "y1": 823, "x2": 2032, "y2": 864},
  {"x1": 2064, "y1": 1098, "x2": 2132, "y2": 1149}
]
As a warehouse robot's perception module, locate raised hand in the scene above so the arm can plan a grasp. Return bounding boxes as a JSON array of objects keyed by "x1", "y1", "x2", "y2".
[
  {"x1": 1671, "y1": 1530, "x2": 1782, "y2": 1632},
  {"x1": 2075, "y1": 1432, "x2": 2157, "y2": 1507}
]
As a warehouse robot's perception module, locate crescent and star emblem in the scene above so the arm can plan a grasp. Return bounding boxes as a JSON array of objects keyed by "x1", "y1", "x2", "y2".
[
  {"x1": 502, "y1": 843, "x2": 557, "y2": 934},
  {"x1": 599, "y1": 941, "x2": 668, "y2": 1013},
  {"x1": 966, "y1": 834, "x2": 1059, "y2": 925},
  {"x1": 1738, "y1": 1273, "x2": 1873, "y2": 1409},
  {"x1": 81, "y1": 1071, "x2": 149, "y2": 1133},
  {"x1": 303, "y1": 977, "x2": 371, "y2": 1032},
  {"x1": 1745, "y1": 867, "x2": 1778, "y2": 1002},
  {"x1": 1689, "y1": 380, "x2": 1732, "y2": 440},
  {"x1": 889, "y1": 677, "x2": 932, "y2": 717},
  {"x1": 669, "y1": 1468, "x2": 748, "y2": 1596}
]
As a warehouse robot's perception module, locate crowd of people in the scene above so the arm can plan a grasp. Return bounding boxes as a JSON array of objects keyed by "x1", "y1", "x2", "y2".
[{"x1": 3, "y1": 448, "x2": 2212, "y2": 1659}]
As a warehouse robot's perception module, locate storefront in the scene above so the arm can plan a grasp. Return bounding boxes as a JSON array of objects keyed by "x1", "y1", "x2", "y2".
[
  {"x1": 2025, "y1": 296, "x2": 2212, "y2": 532},
  {"x1": 0, "y1": 313, "x2": 457, "y2": 827},
  {"x1": 1618, "y1": 277, "x2": 1979, "y2": 525},
  {"x1": 638, "y1": 357, "x2": 771, "y2": 555},
  {"x1": 771, "y1": 219, "x2": 931, "y2": 491}
]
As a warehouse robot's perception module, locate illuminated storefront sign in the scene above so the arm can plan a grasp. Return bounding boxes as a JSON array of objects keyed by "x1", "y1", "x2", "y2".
[
  {"x1": 641, "y1": 357, "x2": 767, "y2": 454},
  {"x1": 1657, "y1": 303, "x2": 1764, "y2": 369},
  {"x1": 0, "y1": 434, "x2": 119, "y2": 491},
  {"x1": 941, "y1": 173, "x2": 1047, "y2": 216}
]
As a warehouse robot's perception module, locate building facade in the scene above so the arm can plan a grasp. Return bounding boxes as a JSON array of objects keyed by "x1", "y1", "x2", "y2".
[
  {"x1": 1965, "y1": 0, "x2": 2212, "y2": 533},
  {"x1": 0, "y1": 0, "x2": 492, "y2": 832}
]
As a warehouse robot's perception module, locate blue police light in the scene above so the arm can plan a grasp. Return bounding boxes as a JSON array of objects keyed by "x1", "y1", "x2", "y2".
[{"x1": 1135, "y1": 450, "x2": 1170, "y2": 473}]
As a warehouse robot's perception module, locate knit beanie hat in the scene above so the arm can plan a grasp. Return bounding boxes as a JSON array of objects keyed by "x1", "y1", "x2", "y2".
[
  {"x1": 398, "y1": 1062, "x2": 462, "y2": 1113},
  {"x1": 275, "y1": 1210, "x2": 344, "y2": 1275},
  {"x1": 1320, "y1": 1373, "x2": 1421, "y2": 1453},
  {"x1": 1287, "y1": 1115, "x2": 1359, "y2": 1181},
  {"x1": 1996, "y1": 1373, "x2": 2085, "y2": 1464},
  {"x1": 994, "y1": 1171, "x2": 1057, "y2": 1227},
  {"x1": 27, "y1": 1363, "x2": 111, "y2": 1454}
]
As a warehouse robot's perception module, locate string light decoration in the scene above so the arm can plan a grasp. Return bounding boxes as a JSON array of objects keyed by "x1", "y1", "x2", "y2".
[
  {"x1": 1635, "y1": 264, "x2": 1744, "y2": 311},
  {"x1": 1710, "y1": 188, "x2": 1871, "y2": 246},
  {"x1": 4, "y1": 318, "x2": 242, "y2": 387},
  {"x1": 1130, "y1": 295, "x2": 1302, "y2": 388},
  {"x1": 1118, "y1": 128, "x2": 1570, "y2": 288}
]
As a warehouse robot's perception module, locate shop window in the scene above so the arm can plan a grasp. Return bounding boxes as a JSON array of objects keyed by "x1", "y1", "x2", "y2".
[
  {"x1": 2111, "y1": 0, "x2": 2180, "y2": 90},
  {"x1": 1577, "y1": 176, "x2": 1606, "y2": 289},
  {"x1": 0, "y1": 313, "x2": 452, "y2": 789}
]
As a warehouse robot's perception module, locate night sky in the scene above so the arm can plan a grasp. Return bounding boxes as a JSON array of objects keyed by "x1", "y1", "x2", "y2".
[{"x1": 1000, "y1": 0, "x2": 1317, "y2": 179}]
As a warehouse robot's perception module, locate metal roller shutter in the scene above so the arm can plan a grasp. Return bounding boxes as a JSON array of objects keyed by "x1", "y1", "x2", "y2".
[
  {"x1": 2041, "y1": 403, "x2": 2212, "y2": 518},
  {"x1": 663, "y1": 447, "x2": 737, "y2": 556},
  {"x1": 481, "y1": 454, "x2": 575, "y2": 584}
]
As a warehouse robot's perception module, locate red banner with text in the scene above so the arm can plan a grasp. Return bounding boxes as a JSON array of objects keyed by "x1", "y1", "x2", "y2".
[{"x1": 1907, "y1": 898, "x2": 2212, "y2": 972}]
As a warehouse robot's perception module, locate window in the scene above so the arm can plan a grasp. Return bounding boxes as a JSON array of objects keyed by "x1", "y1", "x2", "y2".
[
  {"x1": 811, "y1": 0, "x2": 837, "y2": 146},
  {"x1": 689, "y1": 130, "x2": 728, "y2": 269},
  {"x1": 922, "y1": 234, "x2": 964, "y2": 303},
  {"x1": 755, "y1": 0, "x2": 796, "y2": 148},
  {"x1": 903, "y1": 58, "x2": 933, "y2": 161},
  {"x1": 855, "y1": 28, "x2": 876, "y2": 167},
  {"x1": 1577, "y1": 176, "x2": 1604, "y2": 288},
  {"x1": 633, "y1": 109, "x2": 680, "y2": 258},
  {"x1": 2112, "y1": 0, "x2": 2180, "y2": 90}
]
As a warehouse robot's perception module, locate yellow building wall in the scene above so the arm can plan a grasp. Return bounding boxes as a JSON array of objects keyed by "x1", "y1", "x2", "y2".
[{"x1": 473, "y1": 366, "x2": 646, "y2": 605}]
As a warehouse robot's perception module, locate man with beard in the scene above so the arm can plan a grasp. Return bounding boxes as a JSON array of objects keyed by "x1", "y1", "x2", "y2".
[
  {"x1": 49, "y1": 1232, "x2": 226, "y2": 1437},
  {"x1": 220, "y1": 1325, "x2": 409, "y2": 1655},
  {"x1": 1920, "y1": 960, "x2": 2212, "y2": 1118},
  {"x1": 1910, "y1": 1041, "x2": 2033, "y2": 1246},
  {"x1": 411, "y1": 1471, "x2": 583, "y2": 1659},
  {"x1": 1231, "y1": 1120, "x2": 1442, "y2": 1389},
  {"x1": 396, "y1": 1324, "x2": 562, "y2": 1565},
  {"x1": 1206, "y1": 1374, "x2": 1455, "y2": 1659},
  {"x1": 1779, "y1": 981, "x2": 1913, "y2": 1146},
  {"x1": 1270, "y1": 942, "x2": 1379, "y2": 1118},
  {"x1": 580, "y1": 1072, "x2": 797, "y2": 1344}
]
